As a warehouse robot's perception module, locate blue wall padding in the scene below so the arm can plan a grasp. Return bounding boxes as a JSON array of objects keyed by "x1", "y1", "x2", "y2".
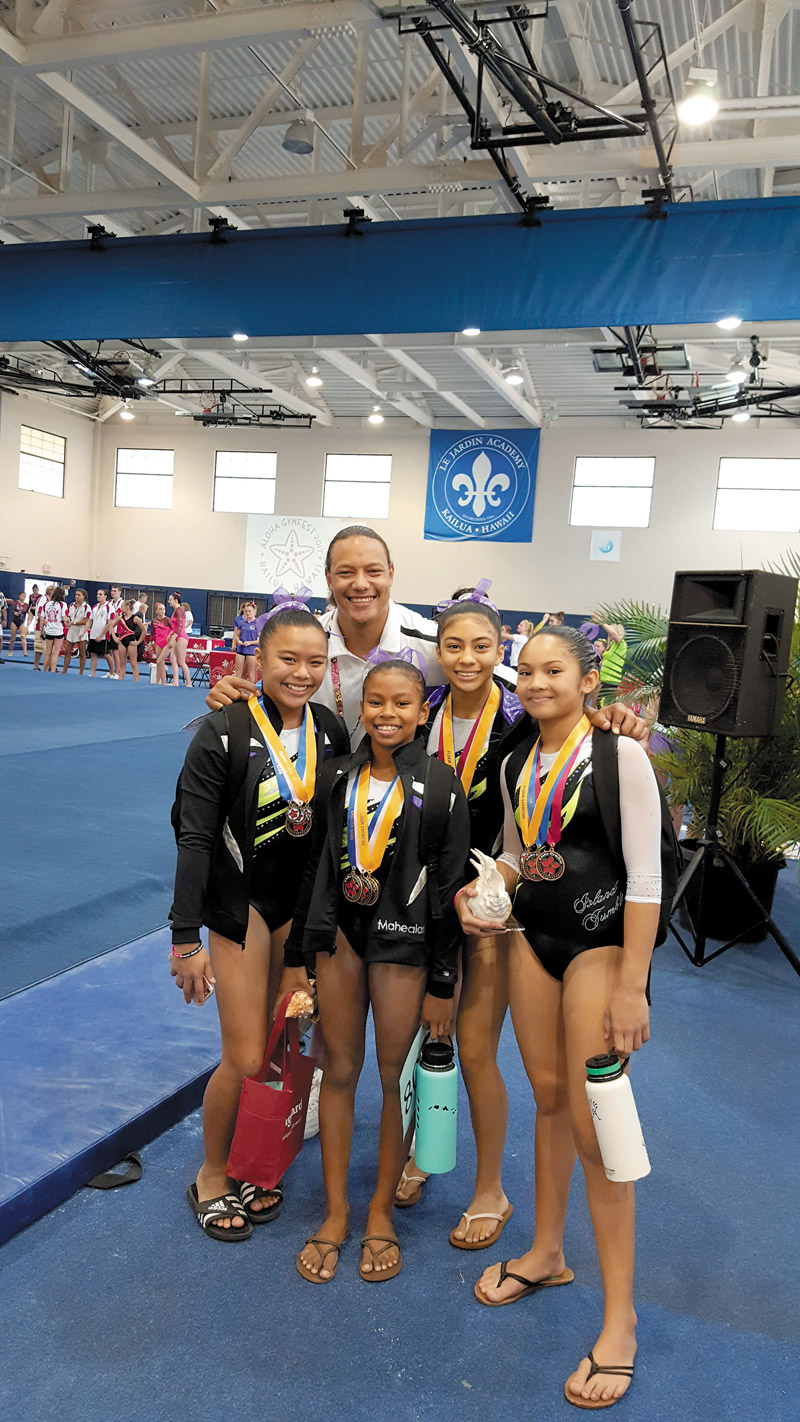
[
  {"x1": 1, "y1": 199, "x2": 799, "y2": 341},
  {"x1": 0, "y1": 928, "x2": 221, "y2": 1244}
]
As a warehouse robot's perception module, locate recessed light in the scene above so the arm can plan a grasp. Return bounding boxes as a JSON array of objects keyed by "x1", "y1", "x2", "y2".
[
  {"x1": 462, "y1": 326, "x2": 481, "y2": 337},
  {"x1": 716, "y1": 316, "x2": 742, "y2": 331},
  {"x1": 232, "y1": 332, "x2": 248, "y2": 342}
]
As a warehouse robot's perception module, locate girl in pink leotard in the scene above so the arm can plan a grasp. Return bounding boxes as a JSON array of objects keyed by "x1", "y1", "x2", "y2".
[{"x1": 168, "y1": 591, "x2": 193, "y2": 688}]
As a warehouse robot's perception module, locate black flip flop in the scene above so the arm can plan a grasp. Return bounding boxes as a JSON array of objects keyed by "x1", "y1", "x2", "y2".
[
  {"x1": 474, "y1": 1259, "x2": 574, "y2": 1306},
  {"x1": 564, "y1": 1350, "x2": 635, "y2": 1409},
  {"x1": 186, "y1": 1183, "x2": 253, "y2": 1242},
  {"x1": 238, "y1": 1181, "x2": 284, "y2": 1225}
]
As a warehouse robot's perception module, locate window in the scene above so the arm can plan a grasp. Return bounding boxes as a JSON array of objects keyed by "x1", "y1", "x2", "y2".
[
  {"x1": 213, "y1": 450, "x2": 277, "y2": 513},
  {"x1": 714, "y1": 458, "x2": 800, "y2": 532},
  {"x1": 207, "y1": 594, "x2": 268, "y2": 630},
  {"x1": 322, "y1": 453, "x2": 392, "y2": 519},
  {"x1": 570, "y1": 456, "x2": 655, "y2": 528},
  {"x1": 115, "y1": 448, "x2": 174, "y2": 509},
  {"x1": 19, "y1": 425, "x2": 66, "y2": 498}
]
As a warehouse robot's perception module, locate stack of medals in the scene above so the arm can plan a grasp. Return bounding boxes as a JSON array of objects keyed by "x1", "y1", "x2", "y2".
[
  {"x1": 438, "y1": 682, "x2": 501, "y2": 796},
  {"x1": 518, "y1": 715, "x2": 591, "y2": 882},
  {"x1": 247, "y1": 696, "x2": 316, "y2": 836},
  {"x1": 342, "y1": 763, "x2": 404, "y2": 907}
]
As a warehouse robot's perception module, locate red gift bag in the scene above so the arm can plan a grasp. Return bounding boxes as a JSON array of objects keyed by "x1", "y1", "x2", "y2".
[{"x1": 227, "y1": 995, "x2": 319, "y2": 1190}]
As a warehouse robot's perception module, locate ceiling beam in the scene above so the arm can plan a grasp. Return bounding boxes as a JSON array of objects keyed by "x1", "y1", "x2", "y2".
[
  {"x1": 318, "y1": 347, "x2": 435, "y2": 426},
  {"x1": 207, "y1": 36, "x2": 319, "y2": 181},
  {"x1": 457, "y1": 346, "x2": 541, "y2": 425},
  {"x1": 180, "y1": 345, "x2": 334, "y2": 426},
  {"x1": 606, "y1": 0, "x2": 757, "y2": 107},
  {"x1": 11, "y1": 3, "x2": 376, "y2": 71},
  {"x1": 365, "y1": 333, "x2": 485, "y2": 426}
]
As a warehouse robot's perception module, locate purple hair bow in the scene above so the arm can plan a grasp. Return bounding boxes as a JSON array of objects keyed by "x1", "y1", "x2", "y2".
[
  {"x1": 265, "y1": 585, "x2": 313, "y2": 621},
  {"x1": 434, "y1": 577, "x2": 500, "y2": 619},
  {"x1": 363, "y1": 645, "x2": 427, "y2": 676}
]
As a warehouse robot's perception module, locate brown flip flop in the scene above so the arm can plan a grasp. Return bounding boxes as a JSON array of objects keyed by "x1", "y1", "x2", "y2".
[
  {"x1": 564, "y1": 1350, "x2": 635, "y2": 1408},
  {"x1": 474, "y1": 1259, "x2": 575, "y2": 1307},
  {"x1": 359, "y1": 1234, "x2": 403, "y2": 1282},
  {"x1": 449, "y1": 1201, "x2": 514, "y2": 1251},
  {"x1": 296, "y1": 1234, "x2": 347, "y2": 1284}
]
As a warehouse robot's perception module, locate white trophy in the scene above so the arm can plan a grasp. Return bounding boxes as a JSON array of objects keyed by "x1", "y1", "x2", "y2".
[{"x1": 467, "y1": 850, "x2": 519, "y2": 931}]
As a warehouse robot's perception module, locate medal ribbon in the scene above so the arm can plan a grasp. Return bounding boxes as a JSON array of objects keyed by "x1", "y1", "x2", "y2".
[
  {"x1": 438, "y1": 683, "x2": 501, "y2": 795},
  {"x1": 518, "y1": 715, "x2": 591, "y2": 849},
  {"x1": 247, "y1": 697, "x2": 317, "y2": 806},
  {"x1": 347, "y1": 764, "x2": 404, "y2": 874}
]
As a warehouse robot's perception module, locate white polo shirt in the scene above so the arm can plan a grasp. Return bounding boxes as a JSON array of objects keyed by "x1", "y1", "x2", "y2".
[{"x1": 317, "y1": 600, "x2": 515, "y2": 748}]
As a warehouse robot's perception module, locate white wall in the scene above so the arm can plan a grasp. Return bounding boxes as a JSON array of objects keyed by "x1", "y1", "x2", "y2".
[
  {"x1": 93, "y1": 412, "x2": 799, "y2": 614},
  {"x1": 3, "y1": 396, "x2": 797, "y2": 615},
  {"x1": 0, "y1": 392, "x2": 96, "y2": 577}
]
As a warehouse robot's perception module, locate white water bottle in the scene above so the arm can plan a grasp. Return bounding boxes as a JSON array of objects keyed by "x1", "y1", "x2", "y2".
[{"x1": 585, "y1": 1054, "x2": 651, "y2": 1183}]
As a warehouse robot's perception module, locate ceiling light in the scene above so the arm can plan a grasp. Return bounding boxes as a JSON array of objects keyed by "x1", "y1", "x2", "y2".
[
  {"x1": 725, "y1": 358, "x2": 748, "y2": 385},
  {"x1": 119, "y1": 404, "x2": 135, "y2": 420},
  {"x1": 462, "y1": 326, "x2": 481, "y2": 337},
  {"x1": 716, "y1": 316, "x2": 742, "y2": 331},
  {"x1": 136, "y1": 375, "x2": 155, "y2": 388},
  {"x1": 305, "y1": 366, "x2": 323, "y2": 388},
  {"x1": 504, "y1": 364, "x2": 524, "y2": 386},
  {"x1": 677, "y1": 67, "x2": 719, "y2": 126},
  {"x1": 232, "y1": 333, "x2": 248, "y2": 342},
  {"x1": 282, "y1": 115, "x2": 315, "y2": 155},
  {"x1": 731, "y1": 408, "x2": 751, "y2": 422},
  {"x1": 367, "y1": 405, "x2": 384, "y2": 424}
]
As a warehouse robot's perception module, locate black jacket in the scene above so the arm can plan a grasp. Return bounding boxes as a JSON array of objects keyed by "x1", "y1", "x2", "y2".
[
  {"x1": 169, "y1": 697, "x2": 347, "y2": 946},
  {"x1": 284, "y1": 735, "x2": 470, "y2": 998}
]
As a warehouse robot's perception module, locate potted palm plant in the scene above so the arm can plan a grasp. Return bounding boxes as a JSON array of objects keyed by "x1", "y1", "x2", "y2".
[{"x1": 597, "y1": 550, "x2": 800, "y2": 943}]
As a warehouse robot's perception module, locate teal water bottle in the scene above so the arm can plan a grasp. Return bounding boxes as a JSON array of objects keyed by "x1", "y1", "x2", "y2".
[{"x1": 414, "y1": 1036, "x2": 458, "y2": 1174}]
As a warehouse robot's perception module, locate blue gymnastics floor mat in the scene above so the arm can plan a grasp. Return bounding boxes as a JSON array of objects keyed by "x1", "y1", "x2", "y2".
[{"x1": 0, "y1": 927, "x2": 220, "y2": 1244}]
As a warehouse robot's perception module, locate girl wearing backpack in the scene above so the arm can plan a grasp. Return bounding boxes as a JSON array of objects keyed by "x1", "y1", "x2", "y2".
[
  {"x1": 457, "y1": 624, "x2": 664, "y2": 1411},
  {"x1": 284, "y1": 654, "x2": 469, "y2": 1285},
  {"x1": 169, "y1": 597, "x2": 347, "y2": 1242}
]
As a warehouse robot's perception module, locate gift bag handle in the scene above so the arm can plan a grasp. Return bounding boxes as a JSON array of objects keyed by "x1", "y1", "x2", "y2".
[{"x1": 255, "y1": 993, "x2": 306, "y2": 1087}]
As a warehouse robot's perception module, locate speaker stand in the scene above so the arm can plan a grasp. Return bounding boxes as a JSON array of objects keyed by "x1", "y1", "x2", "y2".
[{"x1": 670, "y1": 734, "x2": 800, "y2": 977}]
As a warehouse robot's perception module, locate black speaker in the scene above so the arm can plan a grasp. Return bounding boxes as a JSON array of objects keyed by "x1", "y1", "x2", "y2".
[{"x1": 660, "y1": 570, "x2": 797, "y2": 737}]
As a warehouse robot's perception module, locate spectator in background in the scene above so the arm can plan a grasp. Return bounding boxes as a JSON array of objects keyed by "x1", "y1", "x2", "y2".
[
  {"x1": 152, "y1": 602, "x2": 172, "y2": 685},
  {"x1": 499, "y1": 623, "x2": 514, "y2": 667},
  {"x1": 231, "y1": 600, "x2": 258, "y2": 681},
  {"x1": 42, "y1": 586, "x2": 69, "y2": 673},
  {"x1": 62, "y1": 589, "x2": 91, "y2": 675},
  {"x1": 32, "y1": 585, "x2": 54, "y2": 671},
  {"x1": 509, "y1": 618, "x2": 534, "y2": 669},
  {"x1": 592, "y1": 612, "x2": 628, "y2": 705},
  {"x1": 88, "y1": 590, "x2": 115, "y2": 678},
  {"x1": 8, "y1": 592, "x2": 29, "y2": 657}
]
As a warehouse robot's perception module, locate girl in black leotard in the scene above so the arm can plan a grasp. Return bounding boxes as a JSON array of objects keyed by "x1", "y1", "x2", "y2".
[
  {"x1": 170, "y1": 602, "x2": 347, "y2": 1243},
  {"x1": 456, "y1": 625, "x2": 663, "y2": 1412},
  {"x1": 109, "y1": 600, "x2": 145, "y2": 681},
  {"x1": 285, "y1": 658, "x2": 469, "y2": 1286}
]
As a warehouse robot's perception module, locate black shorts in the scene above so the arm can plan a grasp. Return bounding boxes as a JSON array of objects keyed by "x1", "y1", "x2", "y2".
[
  {"x1": 45, "y1": 632, "x2": 64, "y2": 641},
  {"x1": 88, "y1": 638, "x2": 108, "y2": 655}
]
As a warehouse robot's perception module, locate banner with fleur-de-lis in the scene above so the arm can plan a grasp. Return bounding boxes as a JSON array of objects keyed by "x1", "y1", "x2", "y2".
[{"x1": 424, "y1": 429, "x2": 540, "y2": 542}]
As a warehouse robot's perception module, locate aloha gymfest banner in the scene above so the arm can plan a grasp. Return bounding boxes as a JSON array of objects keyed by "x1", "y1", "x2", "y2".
[
  {"x1": 424, "y1": 429, "x2": 540, "y2": 543},
  {"x1": 244, "y1": 515, "x2": 346, "y2": 597}
]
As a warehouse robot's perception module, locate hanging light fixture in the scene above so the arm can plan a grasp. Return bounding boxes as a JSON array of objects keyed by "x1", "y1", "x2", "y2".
[
  {"x1": 367, "y1": 405, "x2": 384, "y2": 424},
  {"x1": 504, "y1": 364, "x2": 524, "y2": 386},
  {"x1": 283, "y1": 111, "x2": 315, "y2": 155},
  {"x1": 678, "y1": 67, "x2": 719, "y2": 126},
  {"x1": 725, "y1": 357, "x2": 748, "y2": 385},
  {"x1": 305, "y1": 366, "x2": 323, "y2": 388},
  {"x1": 731, "y1": 408, "x2": 751, "y2": 423},
  {"x1": 119, "y1": 404, "x2": 135, "y2": 420}
]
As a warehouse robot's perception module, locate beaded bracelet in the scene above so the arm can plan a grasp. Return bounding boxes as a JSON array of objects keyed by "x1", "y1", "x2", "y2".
[{"x1": 171, "y1": 944, "x2": 204, "y2": 960}]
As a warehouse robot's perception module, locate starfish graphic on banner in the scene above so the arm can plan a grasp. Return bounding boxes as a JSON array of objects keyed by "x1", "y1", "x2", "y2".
[
  {"x1": 244, "y1": 516, "x2": 347, "y2": 597},
  {"x1": 271, "y1": 528, "x2": 316, "y2": 581}
]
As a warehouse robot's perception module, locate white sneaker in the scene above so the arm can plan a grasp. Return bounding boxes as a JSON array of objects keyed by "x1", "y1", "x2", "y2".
[
  {"x1": 109, "y1": 673, "x2": 120, "y2": 680},
  {"x1": 304, "y1": 1066, "x2": 323, "y2": 1140}
]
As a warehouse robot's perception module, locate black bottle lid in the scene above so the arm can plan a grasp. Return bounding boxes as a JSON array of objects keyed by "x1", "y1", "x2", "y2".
[
  {"x1": 585, "y1": 1052, "x2": 624, "y2": 1081},
  {"x1": 420, "y1": 1036, "x2": 455, "y2": 1070}
]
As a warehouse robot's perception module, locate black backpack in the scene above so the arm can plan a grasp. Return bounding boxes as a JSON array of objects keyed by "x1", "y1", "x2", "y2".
[
  {"x1": 419, "y1": 752, "x2": 458, "y2": 923},
  {"x1": 505, "y1": 727, "x2": 681, "y2": 947},
  {"x1": 170, "y1": 700, "x2": 348, "y2": 849}
]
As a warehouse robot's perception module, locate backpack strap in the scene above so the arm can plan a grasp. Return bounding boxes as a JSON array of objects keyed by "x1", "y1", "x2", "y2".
[
  {"x1": 310, "y1": 699, "x2": 350, "y2": 759},
  {"x1": 589, "y1": 728, "x2": 624, "y2": 869},
  {"x1": 419, "y1": 755, "x2": 454, "y2": 922},
  {"x1": 223, "y1": 700, "x2": 254, "y2": 819}
]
